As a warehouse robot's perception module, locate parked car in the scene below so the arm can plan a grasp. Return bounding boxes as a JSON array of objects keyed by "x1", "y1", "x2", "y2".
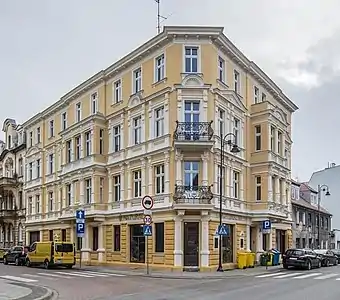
[
  {"x1": 332, "y1": 249, "x2": 340, "y2": 263},
  {"x1": 314, "y1": 249, "x2": 338, "y2": 267},
  {"x1": 282, "y1": 248, "x2": 321, "y2": 270},
  {"x1": 0, "y1": 248, "x2": 9, "y2": 262},
  {"x1": 3, "y1": 246, "x2": 29, "y2": 266}
]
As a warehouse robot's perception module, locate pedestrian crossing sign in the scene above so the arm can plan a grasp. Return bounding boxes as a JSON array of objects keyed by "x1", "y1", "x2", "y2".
[
  {"x1": 218, "y1": 224, "x2": 229, "y2": 236},
  {"x1": 143, "y1": 225, "x2": 152, "y2": 236}
]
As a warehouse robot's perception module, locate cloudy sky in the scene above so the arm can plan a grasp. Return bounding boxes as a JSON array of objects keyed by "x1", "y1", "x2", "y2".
[{"x1": 1, "y1": 0, "x2": 339, "y2": 181}]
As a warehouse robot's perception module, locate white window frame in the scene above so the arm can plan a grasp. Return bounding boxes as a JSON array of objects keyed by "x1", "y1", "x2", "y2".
[
  {"x1": 155, "y1": 54, "x2": 165, "y2": 82},
  {"x1": 29, "y1": 131, "x2": 33, "y2": 147},
  {"x1": 99, "y1": 177, "x2": 104, "y2": 203},
  {"x1": 99, "y1": 129, "x2": 104, "y2": 155},
  {"x1": 28, "y1": 196, "x2": 33, "y2": 215},
  {"x1": 262, "y1": 92, "x2": 266, "y2": 102},
  {"x1": 155, "y1": 165, "x2": 165, "y2": 194},
  {"x1": 75, "y1": 102, "x2": 82, "y2": 122},
  {"x1": 255, "y1": 125, "x2": 261, "y2": 151},
  {"x1": 49, "y1": 120, "x2": 54, "y2": 138},
  {"x1": 66, "y1": 184, "x2": 72, "y2": 206},
  {"x1": 184, "y1": 46, "x2": 199, "y2": 73},
  {"x1": 66, "y1": 140, "x2": 72, "y2": 163},
  {"x1": 113, "y1": 175, "x2": 121, "y2": 202},
  {"x1": 218, "y1": 108, "x2": 225, "y2": 137},
  {"x1": 254, "y1": 86, "x2": 259, "y2": 104},
  {"x1": 28, "y1": 162, "x2": 33, "y2": 180},
  {"x1": 85, "y1": 178, "x2": 92, "y2": 204},
  {"x1": 113, "y1": 125, "x2": 121, "y2": 152},
  {"x1": 234, "y1": 70, "x2": 240, "y2": 94},
  {"x1": 91, "y1": 92, "x2": 98, "y2": 114},
  {"x1": 218, "y1": 56, "x2": 225, "y2": 82},
  {"x1": 61, "y1": 112, "x2": 67, "y2": 130},
  {"x1": 271, "y1": 126, "x2": 275, "y2": 151},
  {"x1": 48, "y1": 192, "x2": 53, "y2": 212},
  {"x1": 113, "y1": 80, "x2": 122, "y2": 103},
  {"x1": 85, "y1": 131, "x2": 91, "y2": 156},
  {"x1": 255, "y1": 176, "x2": 261, "y2": 201},
  {"x1": 154, "y1": 107, "x2": 164, "y2": 138},
  {"x1": 48, "y1": 154, "x2": 54, "y2": 174},
  {"x1": 133, "y1": 116, "x2": 142, "y2": 145},
  {"x1": 133, "y1": 68, "x2": 142, "y2": 93},
  {"x1": 133, "y1": 170, "x2": 142, "y2": 197},
  {"x1": 36, "y1": 159, "x2": 40, "y2": 178},
  {"x1": 35, "y1": 195, "x2": 40, "y2": 214},
  {"x1": 217, "y1": 165, "x2": 225, "y2": 194},
  {"x1": 233, "y1": 117, "x2": 240, "y2": 146},
  {"x1": 233, "y1": 171, "x2": 240, "y2": 199},
  {"x1": 277, "y1": 131, "x2": 282, "y2": 155},
  {"x1": 75, "y1": 135, "x2": 81, "y2": 160},
  {"x1": 36, "y1": 127, "x2": 41, "y2": 144}
]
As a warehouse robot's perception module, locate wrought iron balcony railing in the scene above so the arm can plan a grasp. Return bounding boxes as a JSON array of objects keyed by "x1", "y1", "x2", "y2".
[
  {"x1": 174, "y1": 121, "x2": 214, "y2": 141},
  {"x1": 173, "y1": 185, "x2": 213, "y2": 204}
]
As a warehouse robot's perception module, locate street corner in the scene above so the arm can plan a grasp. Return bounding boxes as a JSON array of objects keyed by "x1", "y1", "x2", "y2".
[{"x1": 1, "y1": 280, "x2": 55, "y2": 300}]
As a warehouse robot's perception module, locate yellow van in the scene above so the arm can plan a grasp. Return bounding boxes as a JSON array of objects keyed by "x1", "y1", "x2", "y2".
[{"x1": 25, "y1": 241, "x2": 75, "y2": 269}]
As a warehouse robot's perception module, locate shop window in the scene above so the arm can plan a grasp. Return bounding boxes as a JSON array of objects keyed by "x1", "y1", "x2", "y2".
[
  {"x1": 92, "y1": 227, "x2": 98, "y2": 251},
  {"x1": 155, "y1": 223, "x2": 164, "y2": 252},
  {"x1": 49, "y1": 230, "x2": 53, "y2": 241},
  {"x1": 221, "y1": 224, "x2": 233, "y2": 263},
  {"x1": 113, "y1": 225, "x2": 120, "y2": 251}
]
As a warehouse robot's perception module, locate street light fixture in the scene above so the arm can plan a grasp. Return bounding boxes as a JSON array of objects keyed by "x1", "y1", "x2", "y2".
[
  {"x1": 217, "y1": 133, "x2": 241, "y2": 272},
  {"x1": 317, "y1": 184, "x2": 330, "y2": 249}
]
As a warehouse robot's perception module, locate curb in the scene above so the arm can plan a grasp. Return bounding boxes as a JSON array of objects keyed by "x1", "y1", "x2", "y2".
[{"x1": 34, "y1": 287, "x2": 55, "y2": 300}]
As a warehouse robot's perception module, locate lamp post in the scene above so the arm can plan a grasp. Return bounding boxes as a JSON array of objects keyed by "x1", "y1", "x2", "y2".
[
  {"x1": 217, "y1": 133, "x2": 240, "y2": 272},
  {"x1": 317, "y1": 184, "x2": 330, "y2": 249}
]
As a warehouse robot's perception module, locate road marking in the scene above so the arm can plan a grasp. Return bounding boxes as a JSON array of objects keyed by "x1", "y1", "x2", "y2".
[
  {"x1": 79, "y1": 271, "x2": 109, "y2": 277},
  {"x1": 273, "y1": 272, "x2": 303, "y2": 278},
  {"x1": 255, "y1": 273, "x2": 286, "y2": 278},
  {"x1": 0, "y1": 275, "x2": 38, "y2": 283},
  {"x1": 55, "y1": 271, "x2": 94, "y2": 278},
  {"x1": 37, "y1": 273, "x2": 72, "y2": 279},
  {"x1": 315, "y1": 273, "x2": 339, "y2": 279},
  {"x1": 81, "y1": 271, "x2": 126, "y2": 277},
  {"x1": 294, "y1": 272, "x2": 322, "y2": 279}
]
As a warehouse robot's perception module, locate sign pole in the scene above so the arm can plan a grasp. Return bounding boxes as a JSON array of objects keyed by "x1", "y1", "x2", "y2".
[
  {"x1": 146, "y1": 235, "x2": 149, "y2": 275},
  {"x1": 141, "y1": 195, "x2": 154, "y2": 276}
]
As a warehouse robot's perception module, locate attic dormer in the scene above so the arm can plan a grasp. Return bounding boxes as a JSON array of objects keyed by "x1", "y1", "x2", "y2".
[{"x1": 2, "y1": 118, "x2": 17, "y2": 149}]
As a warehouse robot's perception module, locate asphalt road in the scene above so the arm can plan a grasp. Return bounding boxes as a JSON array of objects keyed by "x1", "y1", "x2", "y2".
[{"x1": 1, "y1": 263, "x2": 340, "y2": 299}]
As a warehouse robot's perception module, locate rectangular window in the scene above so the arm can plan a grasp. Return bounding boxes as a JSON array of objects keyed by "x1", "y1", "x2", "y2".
[
  {"x1": 271, "y1": 126, "x2": 275, "y2": 151},
  {"x1": 233, "y1": 117, "x2": 240, "y2": 146},
  {"x1": 277, "y1": 131, "x2": 282, "y2": 155},
  {"x1": 255, "y1": 125, "x2": 261, "y2": 151},
  {"x1": 133, "y1": 116, "x2": 142, "y2": 145},
  {"x1": 218, "y1": 108, "x2": 224, "y2": 137},
  {"x1": 48, "y1": 192, "x2": 53, "y2": 211},
  {"x1": 155, "y1": 165, "x2": 165, "y2": 194},
  {"x1": 37, "y1": 127, "x2": 41, "y2": 143},
  {"x1": 66, "y1": 140, "x2": 72, "y2": 163},
  {"x1": 49, "y1": 230, "x2": 54, "y2": 241},
  {"x1": 114, "y1": 175, "x2": 121, "y2": 202},
  {"x1": 35, "y1": 195, "x2": 40, "y2": 214},
  {"x1": 184, "y1": 161, "x2": 199, "y2": 187},
  {"x1": 154, "y1": 107, "x2": 164, "y2": 138},
  {"x1": 155, "y1": 223, "x2": 164, "y2": 252},
  {"x1": 66, "y1": 184, "x2": 72, "y2": 206},
  {"x1": 133, "y1": 68, "x2": 142, "y2": 93},
  {"x1": 113, "y1": 125, "x2": 121, "y2": 152},
  {"x1": 254, "y1": 86, "x2": 259, "y2": 103},
  {"x1": 85, "y1": 131, "x2": 91, "y2": 156},
  {"x1": 28, "y1": 162, "x2": 33, "y2": 180},
  {"x1": 155, "y1": 54, "x2": 165, "y2": 82},
  {"x1": 113, "y1": 80, "x2": 122, "y2": 103},
  {"x1": 256, "y1": 176, "x2": 262, "y2": 201},
  {"x1": 113, "y1": 225, "x2": 120, "y2": 251},
  {"x1": 61, "y1": 112, "x2": 67, "y2": 130},
  {"x1": 76, "y1": 102, "x2": 81, "y2": 122},
  {"x1": 92, "y1": 227, "x2": 98, "y2": 251},
  {"x1": 99, "y1": 177, "x2": 104, "y2": 203},
  {"x1": 48, "y1": 154, "x2": 54, "y2": 174},
  {"x1": 18, "y1": 158, "x2": 23, "y2": 176},
  {"x1": 217, "y1": 165, "x2": 225, "y2": 194},
  {"x1": 133, "y1": 170, "x2": 142, "y2": 197},
  {"x1": 75, "y1": 135, "x2": 81, "y2": 160},
  {"x1": 99, "y1": 129, "x2": 104, "y2": 154},
  {"x1": 29, "y1": 131, "x2": 33, "y2": 146},
  {"x1": 28, "y1": 197, "x2": 32, "y2": 214},
  {"x1": 184, "y1": 46, "x2": 198, "y2": 73},
  {"x1": 233, "y1": 171, "x2": 240, "y2": 199},
  {"x1": 218, "y1": 56, "x2": 225, "y2": 82},
  {"x1": 36, "y1": 159, "x2": 40, "y2": 178},
  {"x1": 85, "y1": 178, "x2": 92, "y2": 204},
  {"x1": 91, "y1": 92, "x2": 98, "y2": 114},
  {"x1": 262, "y1": 93, "x2": 266, "y2": 102},
  {"x1": 49, "y1": 120, "x2": 54, "y2": 137},
  {"x1": 234, "y1": 70, "x2": 240, "y2": 94}
]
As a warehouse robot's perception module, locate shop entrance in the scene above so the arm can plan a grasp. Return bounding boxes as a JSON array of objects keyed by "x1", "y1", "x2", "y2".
[
  {"x1": 183, "y1": 222, "x2": 199, "y2": 267},
  {"x1": 130, "y1": 225, "x2": 145, "y2": 263}
]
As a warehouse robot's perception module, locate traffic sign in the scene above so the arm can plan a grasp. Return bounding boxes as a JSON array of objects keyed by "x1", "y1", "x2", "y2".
[
  {"x1": 143, "y1": 225, "x2": 152, "y2": 236},
  {"x1": 141, "y1": 195, "x2": 154, "y2": 210},
  {"x1": 76, "y1": 209, "x2": 85, "y2": 220},
  {"x1": 76, "y1": 223, "x2": 85, "y2": 238},
  {"x1": 218, "y1": 224, "x2": 229, "y2": 236},
  {"x1": 262, "y1": 220, "x2": 271, "y2": 230},
  {"x1": 144, "y1": 215, "x2": 152, "y2": 225}
]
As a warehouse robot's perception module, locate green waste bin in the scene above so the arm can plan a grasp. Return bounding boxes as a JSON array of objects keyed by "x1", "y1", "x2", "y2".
[
  {"x1": 260, "y1": 252, "x2": 271, "y2": 266},
  {"x1": 237, "y1": 252, "x2": 248, "y2": 269},
  {"x1": 246, "y1": 252, "x2": 255, "y2": 268}
]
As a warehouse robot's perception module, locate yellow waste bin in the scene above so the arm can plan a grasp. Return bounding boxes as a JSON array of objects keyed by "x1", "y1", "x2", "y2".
[
  {"x1": 267, "y1": 252, "x2": 274, "y2": 266},
  {"x1": 237, "y1": 252, "x2": 248, "y2": 269},
  {"x1": 246, "y1": 252, "x2": 255, "y2": 268}
]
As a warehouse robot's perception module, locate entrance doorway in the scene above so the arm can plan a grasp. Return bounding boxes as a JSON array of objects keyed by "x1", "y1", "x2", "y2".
[
  {"x1": 183, "y1": 222, "x2": 199, "y2": 267},
  {"x1": 276, "y1": 229, "x2": 286, "y2": 253},
  {"x1": 130, "y1": 225, "x2": 145, "y2": 263}
]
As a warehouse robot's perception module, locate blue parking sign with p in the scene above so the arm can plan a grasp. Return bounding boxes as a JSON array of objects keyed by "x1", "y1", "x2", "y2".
[
  {"x1": 262, "y1": 220, "x2": 271, "y2": 230},
  {"x1": 77, "y1": 223, "x2": 85, "y2": 237},
  {"x1": 76, "y1": 209, "x2": 85, "y2": 237}
]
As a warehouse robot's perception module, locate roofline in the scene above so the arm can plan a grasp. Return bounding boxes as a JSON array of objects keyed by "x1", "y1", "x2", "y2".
[{"x1": 291, "y1": 201, "x2": 332, "y2": 216}]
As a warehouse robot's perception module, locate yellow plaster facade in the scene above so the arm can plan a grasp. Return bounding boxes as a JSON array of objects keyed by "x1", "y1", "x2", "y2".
[{"x1": 21, "y1": 26, "x2": 298, "y2": 270}]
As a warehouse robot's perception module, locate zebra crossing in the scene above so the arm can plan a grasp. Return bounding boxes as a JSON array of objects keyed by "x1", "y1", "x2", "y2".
[
  {"x1": 0, "y1": 270, "x2": 126, "y2": 283},
  {"x1": 254, "y1": 271, "x2": 340, "y2": 281}
]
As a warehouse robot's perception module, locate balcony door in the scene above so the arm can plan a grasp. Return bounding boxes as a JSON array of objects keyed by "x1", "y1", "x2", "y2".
[
  {"x1": 184, "y1": 162, "x2": 199, "y2": 199},
  {"x1": 184, "y1": 101, "x2": 200, "y2": 140}
]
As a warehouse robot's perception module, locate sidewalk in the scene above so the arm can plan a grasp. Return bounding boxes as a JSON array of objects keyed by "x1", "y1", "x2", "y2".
[
  {"x1": 0, "y1": 279, "x2": 54, "y2": 300},
  {"x1": 75, "y1": 264, "x2": 283, "y2": 279}
]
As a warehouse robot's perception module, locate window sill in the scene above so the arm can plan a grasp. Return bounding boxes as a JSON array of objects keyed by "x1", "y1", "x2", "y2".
[
  {"x1": 111, "y1": 100, "x2": 123, "y2": 107},
  {"x1": 152, "y1": 77, "x2": 167, "y2": 87},
  {"x1": 216, "y1": 79, "x2": 228, "y2": 89}
]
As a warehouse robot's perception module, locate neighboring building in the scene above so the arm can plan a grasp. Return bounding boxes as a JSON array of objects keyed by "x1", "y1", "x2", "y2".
[
  {"x1": 330, "y1": 229, "x2": 340, "y2": 249},
  {"x1": 0, "y1": 119, "x2": 26, "y2": 247},
  {"x1": 291, "y1": 181, "x2": 332, "y2": 249},
  {"x1": 21, "y1": 26, "x2": 298, "y2": 270}
]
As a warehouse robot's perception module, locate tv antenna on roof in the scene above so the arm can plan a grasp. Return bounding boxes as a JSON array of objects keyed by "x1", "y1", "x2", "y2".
[{"x1": 155, "y1": 0, "x2": 169, "y2": 34}]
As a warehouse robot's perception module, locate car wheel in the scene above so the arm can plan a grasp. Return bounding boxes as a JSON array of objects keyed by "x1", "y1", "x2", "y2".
[
  {"x1": 3, "y1": 257, "x2": 8, "y2": 265},
  {"x1": 43, "y1": 260, "x2": 49, "y2": 269},
  {"x1": 15, "y1": 257, "x2": 19, "y2": 266},
  {"x1": 283, "y1": 264, "x2": 288, "y2": 269},
  {"x1": 25, "y1": 259, "x2": 31, "y2": 267},
  {"x1": 66, "y1": 265, "x2": 73, "y2": 269},
  {"x1": 306, "y1": 260, "x2": 312, "y2": 270}
]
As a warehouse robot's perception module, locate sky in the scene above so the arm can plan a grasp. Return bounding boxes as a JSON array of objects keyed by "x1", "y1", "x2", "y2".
[{"x1": 1, "y1": 0, "x2": 340, "y2": 181}]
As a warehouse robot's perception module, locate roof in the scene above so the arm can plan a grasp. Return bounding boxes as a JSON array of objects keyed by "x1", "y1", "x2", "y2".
[
  {"x1": 291, "y1": 198, "x2": 331, "y2": 216},
  {"x1": 291, "y1": 179, "x2": 301, "y2": 186},
  {"x1": 300, "y1": 182, "x2": 318, "y2": 193}
]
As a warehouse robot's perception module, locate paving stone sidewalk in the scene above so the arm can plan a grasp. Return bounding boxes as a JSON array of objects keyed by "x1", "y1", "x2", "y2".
[{"x1": 75, "y1": 264, "x2": 283, "y2": 279}]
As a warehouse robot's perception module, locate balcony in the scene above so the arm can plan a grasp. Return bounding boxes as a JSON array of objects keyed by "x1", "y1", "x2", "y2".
[
  {"x1": 0, "y1": 176, "x2": 18, "y2": 187},
  {"x1": 173, "y1": 121, "x2": 214, "y2": 151},
  {"x1": 173, "y1": 185, "x2": 214, "y2": 210},
  {"x1": 269, "y1": 152, "x2": 288, "y2": 169},
  {"x1": 0, "y1": 209, "x2": 17, "y2": 219}
]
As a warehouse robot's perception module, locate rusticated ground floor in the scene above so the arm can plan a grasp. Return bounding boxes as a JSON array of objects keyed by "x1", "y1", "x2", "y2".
[{"x1": 24, "y1": 210, "x2": 293, "y2": 271}]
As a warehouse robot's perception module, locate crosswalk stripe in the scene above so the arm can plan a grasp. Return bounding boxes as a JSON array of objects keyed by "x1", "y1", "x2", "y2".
[
  {"x1": 81, "y1": 271, "x2": 126, "y2": 277},
  {"x1": 255, "y1": 273, "x2": 285, "y2": 278},
  {"x1": 79, "y1": 271, "x2": 109, "y2": 277},
  {"x1": 0, "y1": 275, "x2": 38, "y2": 283},
  {"x1": 315, "y1": 273, "x2": 339, "y2": 280},
  {"x1": 273, "y1": 272, "x2": 303, "y2": 278},
  {"x1": 37, "y1": 272, "x2": 73, "y2": 279},
  {"x1": 55, "y1": 271, "x2": 94, "y2": 278},
  {"x1": 294, "y1": 273, "x2": 322, "y2": 279}
]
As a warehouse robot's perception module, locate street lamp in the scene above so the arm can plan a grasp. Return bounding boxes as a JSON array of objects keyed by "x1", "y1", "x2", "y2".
[
  {"x1": 317, "y1": 184, "x2": 330, "y2": 249},
  {"x1": 217, "y1": 133, "x2": 241, "y2": 272}
]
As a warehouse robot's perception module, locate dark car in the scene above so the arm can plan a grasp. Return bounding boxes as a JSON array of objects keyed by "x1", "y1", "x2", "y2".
[
  {"x1": 282, "y1": 248, "x2": 321, "y2": 270},
  {"x1": 314, "y1": 249, "x2": 338, "y2": 267},
  {"x1": 3, "y1": 246, "x2": 29, "y2": 266},
  {"x1": 331, "y1": 249, "x2": 340, "y2": 263}
]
